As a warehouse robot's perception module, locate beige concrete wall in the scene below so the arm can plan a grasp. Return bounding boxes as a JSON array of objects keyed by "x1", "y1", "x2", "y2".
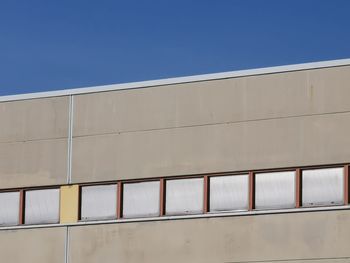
[
  {"x1": 0, "y1": 139, "x2": 68, "y2": 188},
  {"x1": 71, "y1": 66, "x2": 350, "y2": 183},
  {"x1": 73, "y1": 66, "x2": 350, "y2": 136},
  {"x1": 72, "y1": 109, "x2": 350, "y2": 183},
  {"x1": 0, "y1": 97, "x2": 69, "y2": 142},
  {"x1": 1, "y1": 210, "x2": 349, "y2": 263},
  {"x1": 0, "y1": 65, "x2": 349, "y2": 263},
  {"x1": 0, "y1": 66, "x2": 349, "y2": 186},
  {"x1": 0, "y1": 227, "x2": 65, "y2": 263},
  {"x1": 69, "y1": 210, "x2": 350, "y2": 263},
  {"x1": 0, "y1": 97, "x2": 69, "y2": 188}
]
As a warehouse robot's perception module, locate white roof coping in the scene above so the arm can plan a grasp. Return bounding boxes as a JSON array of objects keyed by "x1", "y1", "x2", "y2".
[{"x1": 1, "y1": 58, "x2": 350, "y2": 102}]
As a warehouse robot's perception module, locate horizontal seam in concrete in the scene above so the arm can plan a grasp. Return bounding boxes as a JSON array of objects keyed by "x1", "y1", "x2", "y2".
[
  {"x1": 0, "y1": 136, "x2": 69, "y2": 145},
  {"x1": 225, "y1": 256, "x2": 350, "y2": 263},
  {"x1": 72, "y1": 110, "x2": 350, "y2": 139}
]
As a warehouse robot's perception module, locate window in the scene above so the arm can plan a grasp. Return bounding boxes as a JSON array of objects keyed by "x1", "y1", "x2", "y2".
[
  {"x1": 302, "y1": 167, "x2": 344, "y2": 207},
  {"x1": 123, "y1": 181, "x2": 160, "y2": 218},
  {"x1": 255, "y1": 171, "x2": 295, "y2": 210},
  {"x1": 0, "y1": 192, "x2": 20, "y2": 226},
  {"x1": 81, "y1": 184, "x2": 117, "y2": 221},
  {"x1": 165, "y1": 178, "x2": 203, "y2": 215},
  {"x1": 25, "y1": 189, "x2": 60, "y2": 224},
  {"x1": 209, "y1": 175, "x2": 249, "y2": 212}
]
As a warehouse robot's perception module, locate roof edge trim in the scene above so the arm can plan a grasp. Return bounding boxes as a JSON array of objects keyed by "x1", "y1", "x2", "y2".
[{"x1": 1, "y1": 58, "x2": 350, "y2": 102}]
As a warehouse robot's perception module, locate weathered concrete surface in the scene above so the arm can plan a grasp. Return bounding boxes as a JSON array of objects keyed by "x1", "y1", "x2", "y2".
[
  {"x1": 0, "y1": 139, "x2": 68, "y2": 188},
  {"x1": 1, "y1": 66, "x2": 349, "y2": 186},
  {"x1": 0, "y1": 227, "x2": 65, "y2": 263},
  {"x1": 0, "y1": 64, "x2": 349, "y2": 263},
  {"x1": 69, "y1": 210, "x2": 350, "y2": 263},
  {"x1": 73, "y1": 66, "x2": 350, "y2": 136},
  {"x1": 0, "y1": 96, "x2": 69, "y2": 189},
  {"x1": 0, "y1": 96, "x2": 69, "y2": 143},
  {"x1": 72, "y1": 112, "x2": 350, "y2": 183}
]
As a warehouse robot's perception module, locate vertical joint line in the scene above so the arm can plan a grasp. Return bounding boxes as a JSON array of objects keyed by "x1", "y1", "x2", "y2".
[
  {"x1": 249, "y1": 172, "x2": 255, "y2": 211},
  {"x1": 203, "y1": 176, "x2": 209, "y2": 213},
  {"x1": 159, "y1": 179, "x2": 165, "y2": 216},
  {"x1": 64, "y1": 226, "x2": 70, "y2": 263},
  {"x1": 295, "y1": 168, "x2": 302, "y2": 208},
  {"x1": 344, "y1": 165, "x2": 349, "y2": 205},
  {"x1": 67, "y1": 95, "x2": 74, "y2": 184},
  {"x1": 117, "y1": 182, "x2": 123, "y2": 219}
]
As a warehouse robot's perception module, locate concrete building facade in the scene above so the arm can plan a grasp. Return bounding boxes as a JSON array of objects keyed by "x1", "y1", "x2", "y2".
[{"x1": 1, "y1": 59, "x2": 350, "y2": 262}]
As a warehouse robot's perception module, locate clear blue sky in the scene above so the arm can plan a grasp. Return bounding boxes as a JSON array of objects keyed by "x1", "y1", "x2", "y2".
[{"x1": 1, "y1": 0, "x2": 349, "y2": 96}]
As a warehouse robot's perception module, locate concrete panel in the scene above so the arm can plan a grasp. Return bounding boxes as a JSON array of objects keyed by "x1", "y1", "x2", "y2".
[
  {"x1": 72, "y1": 112, "x2": 350, "y2": 183},
  {"x1": 73, "y1": 66, "x2": 350, "y2": 136},
  {"x1": 0, "y1": 227, "x2": 65, "y2": 263},
  {"x1": 0, "y1": 139, "x2": 67, "y2": 188},
  {"x1": 0, "y1": 96, "x2": 69, "y2": 143},
  {"x1": 69, "y1": 210, "x2": 350, "y2": 263}
]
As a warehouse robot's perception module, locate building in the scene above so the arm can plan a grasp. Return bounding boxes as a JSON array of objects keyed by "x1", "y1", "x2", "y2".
[{"x1": 0, "y1": 59, "x2": 350, "y2": 263}]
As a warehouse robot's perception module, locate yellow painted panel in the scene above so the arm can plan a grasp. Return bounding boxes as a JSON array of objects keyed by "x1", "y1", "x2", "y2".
[{"x1": 60, "y1": 185, "x2": 79, "y2": 223}]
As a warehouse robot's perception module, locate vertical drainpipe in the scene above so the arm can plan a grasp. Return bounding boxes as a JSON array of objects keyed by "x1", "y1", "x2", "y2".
[
  {"x1": 65, "y1": 94, "x2": 74, "y2": 263},
  {"x1": 67, "y1": 95, "x2": 74, "y2": 185},
  {"x1": 64, "y1": 226, "x2": 70, "y2": 263}
]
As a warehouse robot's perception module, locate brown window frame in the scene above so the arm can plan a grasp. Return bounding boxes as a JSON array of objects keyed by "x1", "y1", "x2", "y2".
[{"x1": 0, "y1": 162, "x2": 348, "y2": 227}]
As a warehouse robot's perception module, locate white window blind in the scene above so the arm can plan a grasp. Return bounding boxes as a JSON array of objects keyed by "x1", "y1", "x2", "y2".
[
  {"x1": 255, "y1": 171, "x2": 295, "y2": 210},
  {"x1": 0, "y1": 192, "x2": 20, "y2": 226},
  {"x1": 210, "y1": 175, "x2": 249, "y2": 212},
  {"x1": 123, "y1": 181, "x2": 160, "y2": 218},
  {"x1": 166, "y1": 178, "x2": 204, "y2": 215},
  {"x1": 81, "y1": 184, "x2": 117, "y2": 221},
  {"x1": 302, "y1": 167, "x2": 344, "y2": 207},
  {"x1": 25, "y1": 189, "x2": 60, "y2": 224}
]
